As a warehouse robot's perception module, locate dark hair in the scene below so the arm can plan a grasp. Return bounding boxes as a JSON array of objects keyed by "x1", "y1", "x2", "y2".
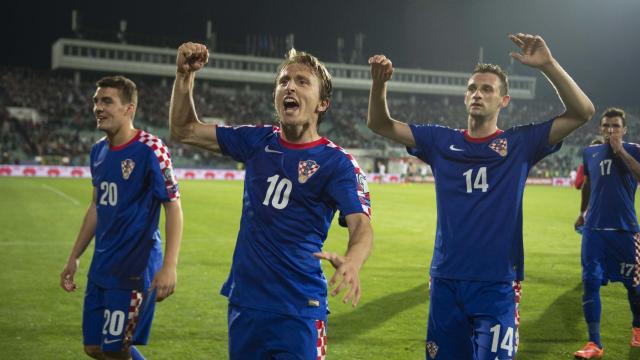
[
  {"x1": 96, "y1": 75, "x2": 138, "y2": 105},
  {"x1": 273, "y1": 48, "x2": 333, "y2": 123},
  {"x1": 472, "y1": 63, "x2": 509, "y2": 96},
  {"x1": 600, "y1": 107, "x2": 626, "y2": 127}
]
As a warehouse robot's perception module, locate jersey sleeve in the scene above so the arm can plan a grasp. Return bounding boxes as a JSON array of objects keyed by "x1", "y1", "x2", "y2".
[
  {"x1": 625, "y1": 143, "x2": 640, "y2": 162},
  {"x1": 89, "y1": 144, "x2": 98, "y2": 187},
  {"x1": 406, "y1": 124, "x2": 439, "y2": 164},
  {"x1": 520, "y1": 118, "x2": 562, "y2": 165},
  {"x1": 326, "y1": 156, "x2": 372, "y2": 225},
  {"x1": 216, "y1": 125, "x2": 275, "y2": 163},
  {"x1": 582, "y1": 148, "x2": 590, "y2": 177},
  {"x1": 147, "y1": 139, "x2": 180, "y2": 202}
]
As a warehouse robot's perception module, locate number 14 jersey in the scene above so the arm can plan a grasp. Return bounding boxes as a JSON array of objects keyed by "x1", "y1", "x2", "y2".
[{"x1": 407, "y1": 119, "x2": 560, "y2": 282}]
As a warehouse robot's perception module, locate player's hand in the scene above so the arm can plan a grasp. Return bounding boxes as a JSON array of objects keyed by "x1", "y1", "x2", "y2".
[
  {"x1": 150, "y1": 265, "x2": 176, "y2": 302},
  {"x1": 574, "y1": 213, "x2": 585, "y2": 232},
  {"x1": 509, "y1": 34, "x2": 554, "y2": 69},
  {"x1": 60, "y1": 258, "x2": 79, "y2": 292},
  {"x1": 176, "y1": 42, "x2": 209, "y2": 74},
  {"x1": 609, "y1": 130, "x2": 624, "y2": 154},
  {"x1": 369, "y1": 55, "x2": 393, "y2": 84},
  {"x1": 314, "y1": 251, "x2": 362, "y2": 307}
]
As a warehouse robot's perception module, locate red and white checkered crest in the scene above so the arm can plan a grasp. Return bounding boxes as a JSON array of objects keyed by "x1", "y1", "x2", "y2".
[
  {"x1": 298, "y1": 160, "x2": 320, "y2": 184},
  {"x1": 489, "y1": 138, "x2": 508, "y2": 157}
]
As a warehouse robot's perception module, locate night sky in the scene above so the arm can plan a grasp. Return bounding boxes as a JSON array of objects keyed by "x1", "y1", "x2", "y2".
[{"x1": 2, "y1": 0, "x2": 639, "y2": 105}]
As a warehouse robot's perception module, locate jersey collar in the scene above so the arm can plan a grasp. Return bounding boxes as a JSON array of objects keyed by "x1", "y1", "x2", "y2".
[
  {"x1": 463, "y1": 129, "x2": 504, "y2": 143},
  {"x1": 279, "y1": 136, "x2": 329, "y2": 150},
  {"x1": 109, "y1": 129, "x2": 141, "y2": 151}
]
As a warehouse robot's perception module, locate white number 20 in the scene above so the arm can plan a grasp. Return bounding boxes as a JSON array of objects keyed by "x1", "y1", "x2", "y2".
[
  {"x1": 99, "y1": 181, "x2": 118, "y2": 206},
  {"x1": 102, "y1": 309, "x2": 125, "y2": 336},
  {"x1": 262, "y1": 175, "x2": 292, "y2": 209}
]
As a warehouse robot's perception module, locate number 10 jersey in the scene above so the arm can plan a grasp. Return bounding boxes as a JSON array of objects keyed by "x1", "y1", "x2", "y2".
[{"x1": 216, "y1": 125, "x2": 371, "y2": 320}]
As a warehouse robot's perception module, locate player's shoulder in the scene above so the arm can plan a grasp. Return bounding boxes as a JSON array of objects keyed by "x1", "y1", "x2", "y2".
[
  {"x1": 137, "y1": 130, "x2": 168, "y2": 150},
  {"x1": 323, "y1": 138, "x2": 363, "y2": 170},
  {"x1": 624, "y1": 142, "x2": 640, "y2": 149}
]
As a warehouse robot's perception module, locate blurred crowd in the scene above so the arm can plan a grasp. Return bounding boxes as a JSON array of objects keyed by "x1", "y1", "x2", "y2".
[{"x1": 1, "y1": 67, "x2": 637, "y2": 177}]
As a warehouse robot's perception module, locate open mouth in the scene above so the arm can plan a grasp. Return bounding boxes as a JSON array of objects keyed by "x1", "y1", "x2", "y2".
[{"x1": 283, "y1": 97, "x2": 300, "y2": 114}]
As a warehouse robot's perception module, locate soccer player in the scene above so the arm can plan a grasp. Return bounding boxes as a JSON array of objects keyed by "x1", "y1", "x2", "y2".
[
  {"x1": 60, "y1": 76, "x2": 183, "y2": 360},
  {"x1": 368, "y1": 33, "x2": 594, "y2": 360},
  {"x1": 169, "y1": 42, "x2": 373, "y2": 359},
  {"x1": 573, "y1": 108, "x2": 640, "y2": 359}
]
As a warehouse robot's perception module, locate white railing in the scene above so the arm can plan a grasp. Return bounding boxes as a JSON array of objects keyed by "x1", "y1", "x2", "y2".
[{"x1": 52, "y1": 38, "x2": 536, "y2": 99}]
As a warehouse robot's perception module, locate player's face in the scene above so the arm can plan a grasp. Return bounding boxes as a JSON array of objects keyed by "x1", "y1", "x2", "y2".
[
  {"x1": 274, "y1": 64, "x2": 329, "y2": 127},
  {"x1": 600, "y1": 116, "x2": 626, "y2": 142},
  {"x1": 464, "y1": 73, "x2": 510, "y2": 119},
  {"x1": 92, "y1": 87, "x2": 134, "y2": 133}
]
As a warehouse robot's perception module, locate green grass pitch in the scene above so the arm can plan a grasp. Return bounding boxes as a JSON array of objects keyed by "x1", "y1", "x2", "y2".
[{"x1": 1, "y1": 177, "x2": 639, "y2": 359}]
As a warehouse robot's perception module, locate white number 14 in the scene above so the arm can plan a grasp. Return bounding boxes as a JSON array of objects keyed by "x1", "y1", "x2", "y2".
[{"x1": 463, "y1": 167, "x2": 489, "y2": 193}]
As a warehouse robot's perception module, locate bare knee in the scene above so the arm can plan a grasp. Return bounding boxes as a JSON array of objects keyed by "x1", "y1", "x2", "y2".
[
  {"x1": 103, "y1": 349, "x2": 131, "y2": 360},
  {"x1": 84, "y1": 345, "x2": 104, "y2": 359}
]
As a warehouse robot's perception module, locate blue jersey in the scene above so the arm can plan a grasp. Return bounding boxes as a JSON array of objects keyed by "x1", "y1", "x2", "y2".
[
  {"x1": 408, "y1": 119, "x2": 560, "y2": 282},
  {"x1": 216, "y1": 125, "x2": 371, "y2": 320},
  {"x1": 583, "y1": 142, "x2": 640, "y2": 231},
  {"x1": 88, "y1": 130, "x2": 179, "y2": 290}
]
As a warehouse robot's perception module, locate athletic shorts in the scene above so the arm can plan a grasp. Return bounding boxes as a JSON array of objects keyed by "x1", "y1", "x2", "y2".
[
  {"x1": 426, "y1": 277, "x2": 521, "y2": 360},
  {"x1": 228, "y1": 303, "x2": 327, "y2": 360},
  {"x1": 82, "y1": 280, "x2": 156, "y2": 352},
  {"x1": 582, "y1": 229, "x2": 640, "y2": 286}
]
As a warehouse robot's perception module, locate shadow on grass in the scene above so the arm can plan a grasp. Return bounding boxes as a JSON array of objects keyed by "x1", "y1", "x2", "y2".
[
  {"x1": 329, "y1": 282, "x2": 428, "y2": 344},
  {"x1": 518, "y1": 282, "x2": 583, "y2": 359}
]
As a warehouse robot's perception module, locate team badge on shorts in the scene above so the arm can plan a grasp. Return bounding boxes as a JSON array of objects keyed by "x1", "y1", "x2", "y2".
[
  {"x1": 298, "y1": 160, "x2": 319, "y2": 184},
  {"x1": 121, "y1": 159, "x2": 136, "y2": 180},
  {"x1": 489, "y1": 138, "x2": 508, "y2": 157},
  {"x1": 426, "y1": 341, "x2": 439, "y2": 359}
]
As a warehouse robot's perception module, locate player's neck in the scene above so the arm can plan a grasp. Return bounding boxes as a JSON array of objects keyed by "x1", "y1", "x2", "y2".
[
  {"x1": 467, "y1": 115, "x2": 499, "y2": 138},
  {"x1": 107, "y1": 126, "x2": 139, "y2": 147},
  {"x1": 279, "y1": 123, "x2": 321, "y2": 144}
]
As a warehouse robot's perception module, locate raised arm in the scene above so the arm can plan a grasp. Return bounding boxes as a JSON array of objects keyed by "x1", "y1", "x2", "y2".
[
  {"x1": 60, "y1": 188, "x2": 97, "y2": 292},
  {"x1": 169, "y1": 42, "x2": 220, "y2": 153},
  {"x1": 367, "y1": 55, "x2": 416, "y2": 147},
  {"x1": 314, "y1": 213, "x2": 373, "y2": 307},
  {"x1": 509, "y1": 34, "x2": 595, "y2": 145},
  {"x1": 150, "y1": 199, "x2": 184, "y2": 301}
]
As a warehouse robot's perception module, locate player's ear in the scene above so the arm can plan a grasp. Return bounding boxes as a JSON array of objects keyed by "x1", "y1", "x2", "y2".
[
  {"x1": 317, "y1": 99, "x2": 330, "y2": 113},
  {"x1": 501, "y1": 94, "x2": 511, "y2": 108}
]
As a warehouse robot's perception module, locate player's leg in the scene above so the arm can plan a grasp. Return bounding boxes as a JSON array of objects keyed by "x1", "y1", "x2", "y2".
[
  {"x1": 83, "y1": 281, "x2": 107, "y2": 359},
  {"x1": 101, "y1": 288, "x2": 153, "y2": 360},
  {"x1": 468, "y1": 281, "x2": 517, "y2": 360},
  {"x1": 426, "y1": 277, "x2": 474, "y2": 360},
  {"x1": 575, "y1": 229, "x2": 605, "y2": 358},
  {"x1": 621, "y1": 233, "x2": 640, "y2": 347},
  {"x1": 269, "y1": 317, "x2": 327, "y2": 360},
  {"x1": 227, "y1": 304, "x2": 270, "y2": 360}
]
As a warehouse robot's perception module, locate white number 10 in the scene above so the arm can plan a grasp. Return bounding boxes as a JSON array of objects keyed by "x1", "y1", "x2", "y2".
[{"x1": 263, "y1": 174, "x2": 292, "y2": 209}]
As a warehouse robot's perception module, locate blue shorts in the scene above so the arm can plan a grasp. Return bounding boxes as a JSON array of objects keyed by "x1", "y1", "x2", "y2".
[
  {"x1": 228, "y1": 304, "x2": 327, "y2": 360},
  {"x1": 82, "y1": 280, "x2": 156, "y2": 352},
  {"x1": 426, "y1": 278, "x2": 521, "y2": 360},
  {"x1": 581, "y1": 229, "x2": 640, "y2": 286}
]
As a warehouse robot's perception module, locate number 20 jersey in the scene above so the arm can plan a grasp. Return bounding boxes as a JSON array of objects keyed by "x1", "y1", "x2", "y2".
[
  {"x1": 89, "y1": 130, "x2": 179, "y2": 290},
  {"x1": 216, "y1": 125, "x2": 371, "y2": 320},
  {"x1": 407, "y1": 119, "x2": 560, "y2": 282}
]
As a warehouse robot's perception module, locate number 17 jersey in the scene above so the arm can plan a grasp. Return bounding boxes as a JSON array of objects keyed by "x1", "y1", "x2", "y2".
[{"x1": 407, "y1": 119, "x2": 560, "y2": 282}]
